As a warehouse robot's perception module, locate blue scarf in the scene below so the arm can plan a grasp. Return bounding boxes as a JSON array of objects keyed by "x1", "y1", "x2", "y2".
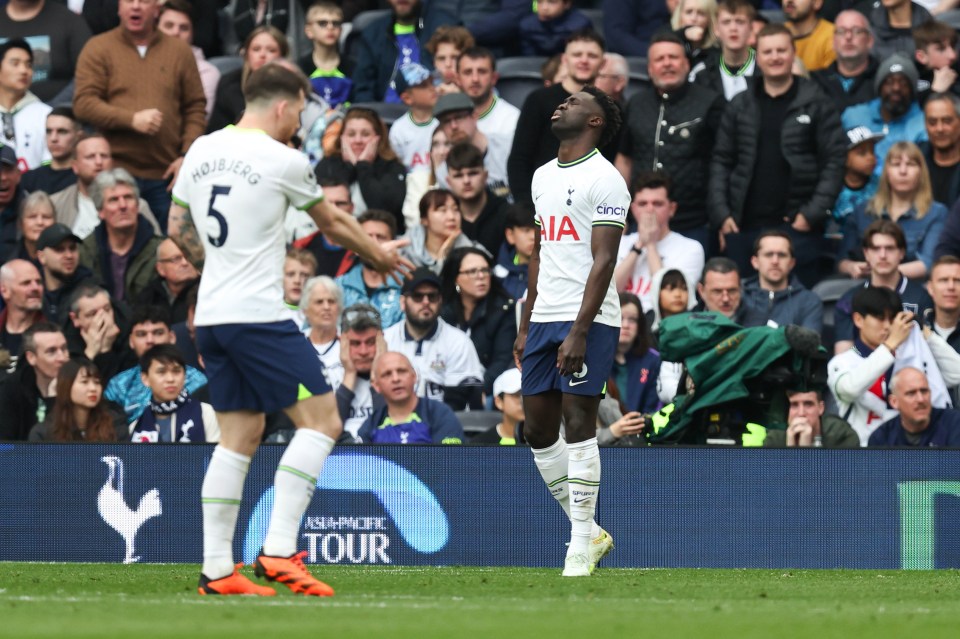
[{"x1": 131, "y1": 390, "x2": 206, "y2": 443}]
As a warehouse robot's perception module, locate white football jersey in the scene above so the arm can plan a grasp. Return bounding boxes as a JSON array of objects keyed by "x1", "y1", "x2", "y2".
[
  {"x1": 172, "y1": 127, "x2": 323, "y2": 326},
  {"x1": 388, "y1": 112, "x2": 437, "y2": 174},
  {"x1": 478, "y1": 96, "x2": 519, "y2": 199},
  {"x1": 530, "y1": 149, "x2": 630, "y2": 328}
]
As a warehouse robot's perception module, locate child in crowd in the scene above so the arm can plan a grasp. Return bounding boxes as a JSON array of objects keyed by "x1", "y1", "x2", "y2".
[
  {"x1": 831, "y1": 126, "x2": 884, "y2": 237},
  {"x1": 649, "y1": 269, "x2": 695, "y2": 406},
  {"x1": 519, "y1": 0, "x2": 593, "y2": 56},
  {"x1": 913, "y1": 20, "x2": 960, "y2": 105},
  {"x1": 388, "y1": 63, "x2": 439, "y2": 176},
  {"x1": 692, "y1": 0, "x2": 756, "y2": 101},
  {"x1": 426, "y1": 26, "x2": 475, "y2": 95},
  {"x1": 493, "y1": 203, "x2": 536, "y2": 302},
  {"x1": 472, "y1": 367, "x2": 525, "y2": 445},
  {"x1": 131, "y1": 345, "x2": 219, "y2": 443},
  {"x1": 299, "y1": 0, "x2": 351, "y2": 107}
]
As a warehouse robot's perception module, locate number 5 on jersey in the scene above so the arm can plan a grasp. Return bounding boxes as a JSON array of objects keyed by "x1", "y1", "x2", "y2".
[{"x1": 207, "y1": 185, "x2": 231, "y2": 247}]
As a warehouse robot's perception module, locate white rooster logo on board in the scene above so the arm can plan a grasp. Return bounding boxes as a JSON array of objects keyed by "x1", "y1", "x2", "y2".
[{"x1": 97, "y1": 456, "x2": 163, "y2": 563}]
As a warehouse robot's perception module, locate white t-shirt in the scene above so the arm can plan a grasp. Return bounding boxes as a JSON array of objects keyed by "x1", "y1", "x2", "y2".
[
  {"x1": 1, "y1": 94, "x2": 52, "y2": 171},
  {"x1": 343, "y1": 377, "x2": 373, "y2": 440},
  {"x1": 388, "y1": 112, "x2": 437, "y2": 174},
  {"x1": 616, "y1": 231, "x2": 705, "y2": 313},
  {"x1": 530, "y1": 149, "x2": 630, "y2": 328},
  {"x1": 172, "y1": 126, "x2": 323, "y2": 326},
  {"x1": 478, "y1": 96, "x2": 519, "y2": 198},
  {"x1": 383, "y1": 318, "x2": 484, "y2": 403}
]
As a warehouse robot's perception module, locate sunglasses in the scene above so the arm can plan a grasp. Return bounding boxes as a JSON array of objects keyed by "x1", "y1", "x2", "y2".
[
  {"x1": 342, "y1": 307, "x2": 382, "y2": 328},
  {"x1": 406, "y1": 291, "x2": 440, "y2": 303}
]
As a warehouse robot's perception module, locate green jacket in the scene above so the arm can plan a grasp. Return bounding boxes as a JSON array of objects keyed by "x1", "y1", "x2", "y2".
[
  {"x1": 761, "y1": 414, "x2": 861, "y2": 448},
  {"x1": 79, "y1": 216, "x2": 162, "y2": 303}
]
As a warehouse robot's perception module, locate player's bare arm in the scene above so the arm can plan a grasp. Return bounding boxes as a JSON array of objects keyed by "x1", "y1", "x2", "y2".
[
  {"x1": 557, "y1": 224, "x2": 621, "y2": 377},
  {"x1": 167, "y1": 202, "x2": 205, "y2": 272},
  {"x1": 514, "y1": 229, "x2": 542, "y2": 370},
  {"x1": 307, "y1": 198, "x2": 414, "y2": 283}
]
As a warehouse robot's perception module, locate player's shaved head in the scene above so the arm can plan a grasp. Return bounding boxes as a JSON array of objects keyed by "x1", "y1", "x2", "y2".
[{"x1": 243, "y1": 61, "x2": 310, "y2": 107}]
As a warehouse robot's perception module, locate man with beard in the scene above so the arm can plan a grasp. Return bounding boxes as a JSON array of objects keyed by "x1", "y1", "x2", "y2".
[
  {"x1": 458, "y1": 47, "x2": 519, "y2": 175},
  {"x1": 740, "y1": 230, "x2": 823, "y2": 330},
  {"x1": 0, "y1": 259, "x2": 44, "y2": 372},
  {"x1": 783, "y1": 0, "x2": 836, "y2": 72},
  {"x1": 812, "y1": 10, "x2": 879, "y2": 112},
  {"x1": 335, "y1": 303, "x2": 387, "y2": 442},
  {"x1": 383, "y1": 267, "x2": 484, "y2": 411},
  {"x1": 843, "y1": 54, "x2": 927, "y2": 177},
  {"x1": 434, "y1": 92, "x2": 510, "y2": 199},
  {"x1": 35, "y1": 223, "x2": 95, "y2": 324},
  {"x1": 919, "y1": 93, "x2": 960, "y2": 206}
]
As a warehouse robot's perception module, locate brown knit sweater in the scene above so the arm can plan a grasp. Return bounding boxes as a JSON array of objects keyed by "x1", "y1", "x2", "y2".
[{"x1": 74, "y1": 27, "x2": 207, "y2": 180}]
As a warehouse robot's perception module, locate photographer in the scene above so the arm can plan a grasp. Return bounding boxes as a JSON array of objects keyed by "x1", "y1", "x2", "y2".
[{"x1": 762, "y1": 389, "x2": 859, "y2": 447}]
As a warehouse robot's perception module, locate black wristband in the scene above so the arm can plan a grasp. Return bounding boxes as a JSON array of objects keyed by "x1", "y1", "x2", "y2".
[{"x1": 631, "y1": 245, "x2": 644, "y2": 255}]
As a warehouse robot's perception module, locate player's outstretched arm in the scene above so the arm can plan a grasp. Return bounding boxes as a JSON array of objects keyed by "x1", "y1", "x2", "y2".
[
  {"x1": 307, "y1": 198, "x2": 413, "y2": 283},
  {"x1": 557, "y1": 225, "x2": 622, "y2": 377},
  {"x1": 168, "y1": 203, "x2": 205, "y2": 273},
  {"x1": 513, "y1": 230, "x2": 541, "y2": 371}
]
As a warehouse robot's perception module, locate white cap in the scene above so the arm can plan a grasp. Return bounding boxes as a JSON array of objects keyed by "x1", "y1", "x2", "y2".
[{"x1": 493, "y1": 367, "x2": 522, "y2": 397}]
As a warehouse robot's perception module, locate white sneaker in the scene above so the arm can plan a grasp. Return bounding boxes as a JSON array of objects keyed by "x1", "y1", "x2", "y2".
[
  {"x1": 589, "y1": 528, "x2": 614, "y2": 572},
  {"x1": 562, "y1": 551, "x2": 591, "y2": 577}
]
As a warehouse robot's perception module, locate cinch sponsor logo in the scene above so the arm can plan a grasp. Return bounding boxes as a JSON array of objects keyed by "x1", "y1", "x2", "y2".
[
  {"x1": 595, "y1": 204, "x2": 626, "y2": 216},
  {"x1": 242, "y1": 453, "x2": 450, "y2": 565}
]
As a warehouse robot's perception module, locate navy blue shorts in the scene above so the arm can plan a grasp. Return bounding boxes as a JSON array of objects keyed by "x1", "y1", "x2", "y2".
[
  {"x1": 521, "y1": 321, "x2": 618, "y2": 396},
  {"x1": 196, "y1": 321, "x2": 332, "y2": 413}
]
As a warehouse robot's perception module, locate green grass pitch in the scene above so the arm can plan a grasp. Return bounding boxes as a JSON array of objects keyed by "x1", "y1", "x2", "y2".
[{"x1": 1, "y1": 564, "x2": 958, "y2": 638}]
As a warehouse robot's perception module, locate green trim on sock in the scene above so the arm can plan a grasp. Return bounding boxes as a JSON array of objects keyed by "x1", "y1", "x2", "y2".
[
  {"x1": 278, "y1": 465, "x2": 316, "y2": 484},
  {"x1": 567, "y1": 478, "x2": 600, "y2": 487},
  {"x1": 201, "y1": 497, "x2": 242, "y2": 505},
  {"x1": 547, "y1": 476, "x2": 568, "y2": 488}
]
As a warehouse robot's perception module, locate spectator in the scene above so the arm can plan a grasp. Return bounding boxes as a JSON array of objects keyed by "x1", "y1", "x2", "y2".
[
  {"x1": 672, "y1": 0, "x2": 720, "y2": 72},
  {"x1": 170, "y1": 280, "x2": 200, "y2": 371},
  {"x1": 710, "y1": 23, "x2": 846, "y2": 288},
  {"x1": 279, "y1": 248, "x2": 317, "y2": 329},
  {"x1": 232, "y1": 0, "x2": 288, "y2": 45},
  {"x1": 0, "y1": 190, "x2": 54, "y2": 264},
  {"x1": 427, "y1": 25, "x2": 475, "y2": 96},
  {"x1": 616, "y1": 33, "x2": 724, "y2": 254},
  {"x1": 696, "y1": 256, "x2": 746, "y2": 322},
  {"x1": 835, "y1": 219, "x2": 934, "y2": 353},
  {"x1": 358, "y1": 351, "x2": 465, "y2": 444},
  {"x1": 65, "y1": 284, "x2": 135, "y2": 384},
  {"x1": 912, "y1": 20, "x2": 960, "y2": 106},
  {"x1": 388, "y1": 63, "x2": 439, "y2": 177},
  {"x1": 157, "y1": 0, "x2": 220, "y2": 122},
  {"x1": 471, "y1": 366, "x2": 525, "y2": 444},
  {"x1": 336, "y1": 209, "x2": 405, "y2": 328},
  {"x1": 351, "y1": 0, "x2": 457, "y2": 103},
  {"x1": 812, "y1": 10, "x2": 880, "y2": 112},
  {"x1": 610, "y1": 292, "x2": 661, "y2": 414},
  {"x1": 0, "y1": 0, "x2": 91, "y2": 102},
  {"x1": 28, "y1": 356, "x2": 126, "y2": 441},
  {"x1": 519, "y1": 0, "x2": 593, "y2": 57},
  {"x1": 614, "y1": 171, "x2": 706, "y2": 312},
  {"x1": 919, "y1": 92, "x2": 960, "y2": 206},
  {"x1": 314, "y1": 106, "x2": 407, "y2": 229},
  {"x1": 130, "y1": 344, "x2": 219, "y2": 443},
  {"x1": 923, "y1": 255, "x2": 960, "y2": 405},
  {"x1": 292, "y1": 178, "x2": 356, "y2": 278},
  {"x1": 595, "y1": 53, "x2": 629, "y2": 106},
  {"x1": 838, "y1": 141, "x2": 946, "y2": 280},
  {"x1": 740, "y1": 230, "x2": 824, "y2": 331},
  {"x1": 692, "y1": 0, "x2": 757, "y2": 101},
  {"x1": 440, "y1": 246, "x2": 516, "y2": 396},
  {"x1": 336, "y1": 303, "x2": 387, "y2": 441},
  {"x1": 434, "y1": 92, "x2": 511, "y2": 200},
  {"x1": 763, "y1": 388, "x2": 860, "y2": 447},
  {"x1": 508, "y1": 30, "x2": 612, "y2": 205},
  {"x1": 50, "y1": 133, "x2": 160, "y2": 240},
  {"x1": 0, "y1": 259, "x2": 44, "y2": 371},
  {"x1": 298, "y1": 1, "x2": 352, "y2": 108},
  {"x1": 134, "y1": 238, "x2": 199, "y2": 325},
  {"x1": 302, "y1": 275, "x2": 343, "y2": 388},
  {"x1": 541, "y1": 53, "x2": 565, "y2": 87},
  {"x1": 401, "y1": 189, "x2": 486, "y2": 275},
  {"x1": 208, "y1": 25, "x2": 288, "y2": 133},
  {"x1": 493, "y1": 203, "x2": 536, "y2": 302},
  {"x1": 0, "y1": 143, "x2": 24, "y2": 254},
  {"x1": 868, "y1": 0, "x2": 933, "y2": 61},
  {"x1": 458, "y1": 47, "x2": 521, "y2": 176},
  {"x1": 446, "y1": 142, "x2": 509, "y2": 257},
  {"x1": 383, "y1": 266, "x2": 484, "y2": 410},
  {"x1": 73, "y1": 0, "x2": 207, "y2": 230},
  {"x1": 842, "y1": 54, "x2": 927, "y2": 177},
  {"x1": 21, "y1": 107, "x2": 80, "y2": 195},
  {"x1": 463, "y1": 0, "x2": 528, "y2": 56},
  {"x1": 784, "y1": 0, "x2": 837, "y2": 72},
  {"x1": 833, "y1": 125, "x2": 885, "y2": 228},
  {"x1": 869, "y1": 366, "x2": 960, "y2": 445},
  {"x1": 602, "y1": 0, "x2": 672, "y2": 57},
  {"x1": 402, "y1": 126, "x2": 451, "y2": 229},
  {"x1": 79, "y1": 168, "x2": 162, "y2": 303},
  {"x1": 0, "y1": 39, "x2": 50, "y2": 171},
  {"x1": 0, "y1": 321, "x2": 67, "y2": 440},
  {"x1": 36, "y1": 223, "x2": 93, "y2": 325},
  {"x1": 103, "y1": 304, "x2": 206, "y2": 424}
]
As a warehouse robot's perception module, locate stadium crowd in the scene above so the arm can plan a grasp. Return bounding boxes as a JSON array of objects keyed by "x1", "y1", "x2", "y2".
[{"x1": 2, "y1": 0, "x2": 960, "y2": 448}]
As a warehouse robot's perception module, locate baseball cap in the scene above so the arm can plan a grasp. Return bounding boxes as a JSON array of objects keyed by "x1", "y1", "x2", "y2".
[
  {"x1": 433, "y1": 92, "x2": 474, "y2": 120},
  {"x1": 845, "y1": 125, "x2": 885, "y2": 150},
  {"x1": 341, "y1": 303, "x2": 382, "y2": 332},
  {"x1": 401, "y1": 266, "x2": 442, "y2": 294},
  {"x1": 37, "y1": 223, "x2": 82, "y2": 251},
  {"x1": 493, "y1": 367, "x2": 522, "y2": 397},
  {"x1": 874, "y1": 54, "x2": 919, "y2": 95},
  {"x1": 0, "y1": 143, "x2": 16, "y2": 167},
  {"x1": 395, "y1": 62, "x2": 433, "y2": 94}
]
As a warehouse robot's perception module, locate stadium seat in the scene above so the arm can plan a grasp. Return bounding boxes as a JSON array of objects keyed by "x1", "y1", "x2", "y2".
[
  {"x1": 623, "y1": 58, "x2": 651, "y2": 101},
  {"x1": 497, "y1": 56, "x2": 548, "y2": 77},
  {"x1": 455, "y1": 410, "x2": 503, "y2": 436},
  {"x1": 342, "y1": 9, "x2": 392, "y2": 72},
  {"x1": 940, "y1": 9, "x2": 960, "y2": 30},
  {"x1": 208, "y1": 55, "x2": 243, "y2": 76},
  {"x1": 811, "y1": 276, "x2": 864, "y2": 350},
  {"x1": 581, "y1": 8, "x2": 604, "y2": 37},
  {"x1": 760, "y1": 9, "x2": 786, "y2": 23},
  {"x1": 351, "y1": 101, "x2": 408, "y2": 127},
  {"x1": 496, "y1": 58, "x2": 548, "y2": 110}
]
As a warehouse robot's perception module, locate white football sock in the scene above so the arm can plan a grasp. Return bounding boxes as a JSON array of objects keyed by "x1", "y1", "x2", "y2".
[
  {"x1": 532, "y1": 437, "x2": 572, "y2": 520},
  {"x1": 201, "y1": 445, "x2": 250, "y2": 579},
  {"x1": 566, "y1": 438, "x2": 601, "y2": 556},
  {"x1": 261, "y1": 429, "x2": 335, "y2": 558}
]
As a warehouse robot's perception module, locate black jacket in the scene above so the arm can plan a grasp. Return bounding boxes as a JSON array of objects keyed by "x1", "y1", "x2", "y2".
[
  {"x1": 314, "y1": 155, "x2": 407, "y2": 233},
  {"x1": 0, "y1": 359, "x2": 53, "y2": 441},
  {"x1": 441, "y1": 292, "x2": 517, "y2": 395},
  {"x1": 811, "y1": 56, "x2": 879, "y2": 113},
  {"x1": 919, "y1": 140, "x2": 960, "y2": 207},
  {"x1": 709, "y1": 77, "x2": 847, "y2": 230},
  {"x1": 134, "y1": 276, "x2": 199, "y2": 325},
  {"x1": 207, "y1": 68, "x2": 244, "y2": 133},
  {"x1": 42, "y1": 264, "x2": 98, "y2": 326},
  {"x1": 618, "y1": 81, "x2": 725, "y2": 230}
]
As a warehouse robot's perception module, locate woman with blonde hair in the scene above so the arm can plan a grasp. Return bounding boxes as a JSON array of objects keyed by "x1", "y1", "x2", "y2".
[
  {"x1": 672, "y1": 0, "x2": 719, "y2": 68},
  {"x1": 839, "y1": 141, "x2": 947, "y2": 280}
]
